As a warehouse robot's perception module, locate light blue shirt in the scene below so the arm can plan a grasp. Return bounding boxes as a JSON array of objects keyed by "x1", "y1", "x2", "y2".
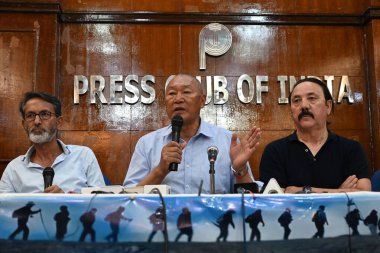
[
  {"x1": 124, "y1": 119, "x2": 261, "y2": 194},
  {"x1": 0, "y1": 140, "x2": 105, "y2": 193}
]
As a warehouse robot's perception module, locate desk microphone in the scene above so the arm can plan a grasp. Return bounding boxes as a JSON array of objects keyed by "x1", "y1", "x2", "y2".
[
  {"x1": 169, "y1": 115, "x2": 183, "y2": 172},
  {"x1": 207, "y1": 146, "x2": 218, "y2": 163},
  {"x1": 43, "y1": 167, "x2": 55, "y2": 189},
  {"x1": 207, "y1": 146, "x2": 218, "y2": 194}
]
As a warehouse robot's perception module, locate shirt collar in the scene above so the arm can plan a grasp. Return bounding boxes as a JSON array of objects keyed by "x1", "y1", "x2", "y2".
[
  {"x1": 287, "y1": 130, "x2": 337, "y2": 143},
  {"x1": 161, "y1": 118, "x2": 215, "y2": 139},
  {"x1": 21, "y1": 139, "x2": 70, "y2": 164}
]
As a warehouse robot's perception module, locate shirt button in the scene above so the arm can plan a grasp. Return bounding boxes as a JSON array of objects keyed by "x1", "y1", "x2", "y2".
[
  {"x1": 185, "y1": 185, "x2": 190, "y2": 189},
  {"x1": 305, "y1": 149, "x2": 309, "y2": 152},
  {"x1": 186, "y1": 164, "x2": 190, "y2": 168},
  {"x1": 313, "y1": 158, "x2": 316, "y2": 162}
]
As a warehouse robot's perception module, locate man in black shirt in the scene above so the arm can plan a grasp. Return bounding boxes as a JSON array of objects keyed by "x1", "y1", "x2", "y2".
[{"x1": 259, "y1": 78, "x2": 371, "y2": 193}]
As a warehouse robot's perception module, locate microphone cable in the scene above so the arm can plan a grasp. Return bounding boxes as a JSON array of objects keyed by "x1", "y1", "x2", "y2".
[
  {"x1": 198, "y1": 179, "x2": 203, "y2": 196},
  {"x1": 38, "y1": 210, "x2": 52, "y2": 239},
  {"x1": 150, "y1": 188, "x2": 169, "y2": 253},
  {"x1": 238, "y1": 187, "x2": 248, "y2": 253},
  {"x1": 343, "y1": 192, "x2": 353, "y2": 253}
]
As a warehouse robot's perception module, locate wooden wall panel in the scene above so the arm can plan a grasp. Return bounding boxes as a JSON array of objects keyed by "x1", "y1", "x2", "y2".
[
  {"x1": 0, "y1": 12, "x2": 58, "y2": 173},
  {"x1": 0, "y1": 31, "x2": 36, "y2": 158},
  {"x1": 366, "y1": 20, "x2": 380, "y2": 170},
  {"x1": 1, "y1": 0, "x2": 379, "y2": 184},
  {"x1": 58, "y1": 0, "x2": 369, "y2": 14},
  {"x1": 59, "y1": 131, "x2": 131, "y2": 184}
]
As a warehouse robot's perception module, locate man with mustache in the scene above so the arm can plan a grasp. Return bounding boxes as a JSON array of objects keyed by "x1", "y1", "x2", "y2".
[
  {"x1": 0, "y1": 92, "x2": 105, "y2": 193},
  {"x1": 259, "y1": 77, "x2": 371, "y2": 193},
  {"x1": 123, "y1": 74, "x2": 262, "y2": 194}
]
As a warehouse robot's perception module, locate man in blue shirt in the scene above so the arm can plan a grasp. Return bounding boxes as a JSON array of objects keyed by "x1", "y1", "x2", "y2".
[
  {"x1": 124, "y1": 74, "x2": 262, "y2": 194},
  {"x1": 0, "y1": 92, "x2": 105, "y2": 193}
]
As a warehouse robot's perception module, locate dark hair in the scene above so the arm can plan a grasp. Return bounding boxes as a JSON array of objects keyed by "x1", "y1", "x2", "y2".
[
  {"x1": 19, "y1": 92, "x2": 62, "y2": 118},
  {"x1": 289, "y1": 77, "x2": 334, "y2": 112}
]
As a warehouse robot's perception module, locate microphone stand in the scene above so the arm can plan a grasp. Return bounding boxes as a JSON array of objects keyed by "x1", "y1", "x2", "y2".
[
  {"x1": 150, "y1": 188, "x2": 169, "y2": 253},
  {"x1": 240, "y1": 188, "x2": 248, "y2": 253},
  {"x1": 209, "y1": 161, "x2": 215, "y2": 194}
]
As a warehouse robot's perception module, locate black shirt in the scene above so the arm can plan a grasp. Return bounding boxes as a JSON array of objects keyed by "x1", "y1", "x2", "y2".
[{"x1": 259, "y1": 131, "x2": 370, "y2": 189}]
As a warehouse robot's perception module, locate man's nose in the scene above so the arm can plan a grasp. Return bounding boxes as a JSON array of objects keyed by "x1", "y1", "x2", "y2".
[
  {"x1": 173, "y1": 93, "x2": 185, "y2": 102},
  {"x1": 33, "y1": 114, "x2": 42, "y2": 124},
  {"x1": 300, "y1": 98, "x2": 310, "y2": 109}
]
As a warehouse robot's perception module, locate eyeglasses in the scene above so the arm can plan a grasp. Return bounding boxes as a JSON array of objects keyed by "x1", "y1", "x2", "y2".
[{"x1": 24, "y1": 110, "x2": 57, "y2": 121}]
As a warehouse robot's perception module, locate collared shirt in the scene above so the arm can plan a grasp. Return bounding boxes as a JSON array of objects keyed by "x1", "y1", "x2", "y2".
[
  {"x1": 124, "y1": 119, "x2": 261, "y2": 194},
  {"x1": 0, "y1": 140, "x2": 105, "y2": 193},
  {"x1": 259, "y1": 131, "x2": 370, "y2": 188}
]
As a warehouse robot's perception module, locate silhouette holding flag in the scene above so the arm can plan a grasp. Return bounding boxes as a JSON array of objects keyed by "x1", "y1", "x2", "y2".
[{"x1": 345, "y1": 208, "x2": 363, "y2": 236}]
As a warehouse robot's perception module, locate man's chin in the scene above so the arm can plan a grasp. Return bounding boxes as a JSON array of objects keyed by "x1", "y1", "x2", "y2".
[
  {"x1": 171, "y1": 112, "x2": 186, "y2": 120},
  {"x1": 29, "y1": 134, "x2": 53, "y2": 144},
  {"x1": 297, "y1": 121, "x2": 316, "y2": 130}
]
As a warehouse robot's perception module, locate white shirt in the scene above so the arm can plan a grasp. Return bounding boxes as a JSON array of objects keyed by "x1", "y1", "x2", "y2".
[{"x1": 0, "y1": 140, "x2": 105, "y2": 193}]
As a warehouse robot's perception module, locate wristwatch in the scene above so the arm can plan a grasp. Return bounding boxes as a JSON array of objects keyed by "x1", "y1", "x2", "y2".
[
  {"x1": 303, "y1": 186, "x2": 313, "y2": 194},
  {"x1": 231, "y1": 166, "x2": 248, "y2": 178}
]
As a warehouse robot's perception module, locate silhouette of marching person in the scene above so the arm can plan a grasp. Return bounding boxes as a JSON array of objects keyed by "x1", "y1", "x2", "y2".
[
  {"x1": 364, "y1": 209, "x2": 378, "y2": 235},
  {"x1": 278, "y1": 208, "x2": 292, "y2": 240},
  {"x1": 104, "y1": 206, "x2": 132, "y2": 242},
  {"x1": 245, "y1": 209, "x2": 265, "y2": 242},
  {"x1": 345, "y1": 208, "x2": 363, "y2": 236},
  {"x1": 9, "y1": 201, "x2": 41, "y2": 240},
  {"x1": 147, "y1": 207, "x2": 166, "y2": 242},
  {"x1": 174, "y1": 207, "x2": 193, "y2": 242},
  {"x1": 54, "y1": 205, "x2": 70, "y2": 241},
  {"x1": 215, "y1": 209, "x2": 236, "y2": 242},
  {"x1": 79, "y1": 208, "x2": 97, "y2": 242},
  {"x1": 312, "y1": 205, "x2": 328, "y2": 238}
]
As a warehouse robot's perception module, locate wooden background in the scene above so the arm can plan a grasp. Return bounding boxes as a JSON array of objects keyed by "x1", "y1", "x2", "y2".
[{"x1": 1, "y1": 0, "x2": 380, "y2": 184}]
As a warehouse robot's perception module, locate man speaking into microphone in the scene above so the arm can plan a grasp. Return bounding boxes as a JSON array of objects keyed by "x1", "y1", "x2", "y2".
[{"x1": 123, "y1": 74, "x2": 262, "y2": 194}]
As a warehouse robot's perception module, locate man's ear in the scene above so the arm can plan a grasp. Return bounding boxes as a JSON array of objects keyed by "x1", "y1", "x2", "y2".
[
  {"x1": 56, "y1": 116, "x2": 63, "y2": 128},
  {"x1": 21, "y1": 119, "x2": 27, "y2": 131},
  {"x1": 200, "y1": 94, "x2": 206, "y2": 108},
  {"x1": 326, "y1": 100, "x2": 333, "y2": 115}
]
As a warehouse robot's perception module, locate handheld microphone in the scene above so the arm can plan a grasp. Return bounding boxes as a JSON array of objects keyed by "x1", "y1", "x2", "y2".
[
  {"x1": 169, "y1": 115, "x2": 183, "y2": 171},
  {"x1": 42, "y1": 167, "x2": 55, "y2": 189},
  {"x1": 207, "y1": 146, "x2": 219, "y2": 163}
]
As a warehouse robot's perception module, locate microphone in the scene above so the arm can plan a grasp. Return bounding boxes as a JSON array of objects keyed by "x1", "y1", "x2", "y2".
[
  {"x1": 207, "y1": 146, "x2": 218, "y2": 194},
  {"x1": 169, "y1": 115, "x2": 183, "y2": 171},
  {"x1": 42, "y1": 167, "x2": 55, "y2": 189},
  {"x1": 149, "y1": 188, "x2": 169, "y2": 253},
  {"x1": 207, "y1": 146, "x2": 219, "y2": 163}
]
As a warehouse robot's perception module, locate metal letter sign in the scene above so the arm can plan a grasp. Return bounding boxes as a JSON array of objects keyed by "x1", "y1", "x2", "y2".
[{"x1": 199, "y1": 23, "x2": 232, "y2": 70}]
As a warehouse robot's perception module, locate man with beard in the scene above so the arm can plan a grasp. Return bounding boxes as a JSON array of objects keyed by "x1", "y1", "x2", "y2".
[
  {"x1": 123, "y1": 74, "x2": 262, "y2": 194},
  {"x1": 259, "y1": 78, "x2": 370, "y2": 193},
  {"x1": 0, "y1": 92, "x2": 105, "y2": 193}
]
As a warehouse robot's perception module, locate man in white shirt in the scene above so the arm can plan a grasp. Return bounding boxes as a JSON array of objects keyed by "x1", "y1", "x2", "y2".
[{"x1": 0, "y1": 92, "x2": 105, "y2": 193}]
